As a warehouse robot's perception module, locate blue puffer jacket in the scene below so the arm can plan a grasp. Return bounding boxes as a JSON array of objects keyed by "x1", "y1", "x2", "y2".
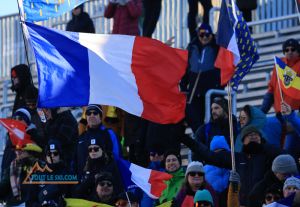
[
  {"x1": 235, "y1": 106, "x2": 270, "y2": 152},
  {"x1": 204, "y1": 136, "x2": 230, "y2": 193}
]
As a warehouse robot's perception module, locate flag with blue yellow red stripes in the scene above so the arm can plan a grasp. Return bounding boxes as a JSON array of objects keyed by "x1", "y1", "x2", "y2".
[
  {"x1": 18, "y1": 0, "x2": 87, "y2": 22},
  {"x1": 215, "y1": 0, "x2": 259, "y2": 91},
  {"x1": 275, "y1": 56, "x2": 300, "y2": 100}
]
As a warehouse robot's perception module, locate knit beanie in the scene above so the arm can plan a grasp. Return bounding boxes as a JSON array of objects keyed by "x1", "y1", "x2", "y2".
[
  {"x1": 86, "y1": 104, "x2": 103, "y2": 117},
  {"x1": 95, "y1": 172, "x2": 113, "y2": 185},
  {"x1": 194, "y1": 189, "x2": 214, "y2": 205},
  {"x1": 282, "y1": 38, "x2": 300, "y2": 54},
  {"x1": 241, "y1": 125, "x2": 262, "y2": 141},
  {"x1": 212, "y1": 97, "x2": 228, "y2": 115},
  {"x1": 14, "y1": 108, "x2": 31, "y2": 125},
  {"x1": 185, "y1": 161, "x2": 204, "y2": 176},
  {"x1": 283, "y1": 176, "x2": 300, "y2": 190},
  {"x1": 272, "y1": 154, "x2": 298, "y2": 175}
]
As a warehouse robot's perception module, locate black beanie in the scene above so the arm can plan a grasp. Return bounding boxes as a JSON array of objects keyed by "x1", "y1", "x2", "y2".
[
  {"x1": 282, "y1": 38, "x2": 300, "y2": 54},
  {"x1": 241, "y1": 125, "x2": 262, "y2": 141},
  {"x1": 86, "y1": 104, "x2": 103, "y2": 117},
  {"x1": 212, "y1": 97, "x2": 229, "y2": 115}
]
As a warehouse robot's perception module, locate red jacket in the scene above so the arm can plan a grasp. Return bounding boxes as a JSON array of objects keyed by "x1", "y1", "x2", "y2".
[
  {"x1": 267, "y1": 56, "x2": 300, "y2": 112},
  {"x1": 104, "y1": 0, "x2": 142, "y2": 35}
]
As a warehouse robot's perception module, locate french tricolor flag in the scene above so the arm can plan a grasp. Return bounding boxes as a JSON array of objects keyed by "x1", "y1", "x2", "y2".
[
  {"x1": 116, "y1": 157, "x2": 172, "y2": 199},
  {"x1": 24, "y1": 22, "x2": 187, "y2": 124}
]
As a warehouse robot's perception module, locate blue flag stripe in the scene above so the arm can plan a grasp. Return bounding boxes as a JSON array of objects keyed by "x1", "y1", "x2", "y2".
[{"x1": 26, "y1": 22, "x2": 90, "y2": 107}]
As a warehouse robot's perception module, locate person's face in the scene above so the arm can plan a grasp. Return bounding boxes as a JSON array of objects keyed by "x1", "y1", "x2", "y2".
[
  {"x1": 243, "y1": 132, "x2": 261, "y2": 145},
  {"x1": 96, "y1": 180, "x2": 113, "y2": 199},
  {"x1": 188, "y1": 172, "x2": 204, "y2": 191},
  {"x1": 165, "y1": 154, "x2": 180, "y2": 172},
  {"x1": 211, "y1": 103, "x2": 225, "y2": 120},
  {"x1": 198, "y1": 32, "x2": 213, "y2": 45},
  {"x1": 115, "y1": 200, "x2": 139, "y2": 207},
  {"x1": 72, "y1": 6, "x2": 82, "y2": 16},
  {"x1": 42, "y1": 108, "x2": 52, "y2": 120},
  {"x1": 284, "y1": 46, "x2": 299, "y2": 61},
  {"x1": 149, "y1": 151, "x2": 164, "y2": 162},
  {"x1": 274, "y1": 172, "x2": 291, "y2": 181},
  {"x1": 264, "y1": 193, "x2": 281, "y2": 204},
  {"x1": 88, "y1": 145, "x2": 103, "y2": 159},
  {"x1": 283, "y1": 186, "x2": 299, "y2": 198},
  {"x1": 86, "y1": 110, "x2": 101, "y2": 128},
  {"x1": 15, "y1": 150, "x2": 30, "y2": 160},
  {"x1": 239, "y1": 110, "x2": 249, "y2": 128},
  {"x1": 46, "y1": 150, "x2": 60, "y2": 164},
  {"x1": 25, "y1": 100, "x2": 37, "y2": 110}
]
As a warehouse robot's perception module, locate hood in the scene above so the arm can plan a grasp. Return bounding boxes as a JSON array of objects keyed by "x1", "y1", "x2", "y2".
[{"x1": 210, "y1": 135, "x2": 230, "y2": 151}]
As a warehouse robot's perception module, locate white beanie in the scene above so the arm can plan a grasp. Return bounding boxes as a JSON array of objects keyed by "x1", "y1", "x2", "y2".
[{"x1": 283, "y1": 176, "x2": 300, "y2": 190}]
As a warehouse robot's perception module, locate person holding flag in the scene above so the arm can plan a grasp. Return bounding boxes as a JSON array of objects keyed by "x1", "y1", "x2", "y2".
[{"x1": 261, "y1": 38, "x2": 300, "y2": 114}]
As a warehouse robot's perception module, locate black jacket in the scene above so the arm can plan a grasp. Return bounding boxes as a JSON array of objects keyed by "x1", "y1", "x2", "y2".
[{"x1": 66, "y1": 12, "x2": 95, "y2": 33}]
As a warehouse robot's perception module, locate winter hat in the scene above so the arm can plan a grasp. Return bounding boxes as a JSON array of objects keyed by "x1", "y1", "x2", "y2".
[
  {"x1": 46, "y1": 139, "x2": 62, "y2": 155},
  {"x1": 17, "y1": 143, "x2": 43, "y2": 153},
  {"x1": 14, "y1": 108, "x2": 31, "y2": 125},
  {"x1": 185, "y1": 161, "x2": 204, "y2": 176},
  {"x1": 282, "y1": 38, "x2": 300, "y2": 54},
  {"x1": 86, "y1": 104, "x2": 103, "y2": 117},
  {"x1": 241, "y1": 125, "x2": 262, "y2": 141},
  {"x1": 210, "y1": 136, "x2": 230, "y2": 151},
  {"x1": 87, "y1": 137, "x2": 103, "y2": 148},
  {"x1": 95, "y1": 172, "x2": 113, "y2": 185},
  {"x1": 212, "y1": 97, "x2": 228, "y2": 115},
  {"x1": 194, "y1": 189, "x2": 214, "y2": 205},
  {"x1": 198, "y1": 23, "x2": 213, "y2": 34},
  {"x1": 283, "y1": 176, "x2": 300, "y2": 190},
  {"x1": 272, "y1": 154, "x2": 298, "y2": 175}
]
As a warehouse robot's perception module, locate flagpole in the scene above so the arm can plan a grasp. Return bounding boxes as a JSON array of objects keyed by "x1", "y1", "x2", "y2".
[
  {"x1": 16, "y1": 0, "x2": 33, "y2": 84},
  {"x1": 226, "y1": 83, "x2": 236, "y2": 171},
  {"x1": 187, "y1": 71, "x2": 202, "y2": 104},
  {"x1": 274, "y1": 57, "x2": 284, "y2": 103},
  {"x1": 294, "y1": 0, "x2": 300, "y2": 23}
]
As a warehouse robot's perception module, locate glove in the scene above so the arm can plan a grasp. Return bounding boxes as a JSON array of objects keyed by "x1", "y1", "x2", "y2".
[{"x1": 229, "y1": 170, "x2": 240, "y2": 183}]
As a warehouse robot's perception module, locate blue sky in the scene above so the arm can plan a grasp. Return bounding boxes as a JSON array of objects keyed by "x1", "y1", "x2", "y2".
[{"x1": 0, "y1": 1, "x2": 18, "y2": 17}]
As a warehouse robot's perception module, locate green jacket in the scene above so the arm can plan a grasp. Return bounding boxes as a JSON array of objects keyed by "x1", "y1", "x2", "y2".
[{"x1": 159, "y1": 168, "x2": 185, "y2": 204}]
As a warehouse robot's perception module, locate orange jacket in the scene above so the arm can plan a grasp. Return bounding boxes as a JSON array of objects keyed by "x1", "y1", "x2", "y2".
[{"x1": 267, "y1": 57, "x2": 300, "y2": 112}]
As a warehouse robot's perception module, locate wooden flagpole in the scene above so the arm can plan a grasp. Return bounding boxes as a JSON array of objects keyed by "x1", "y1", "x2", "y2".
[{"x1": 227, "y1": 83, "x2": 236, "y2": 171}]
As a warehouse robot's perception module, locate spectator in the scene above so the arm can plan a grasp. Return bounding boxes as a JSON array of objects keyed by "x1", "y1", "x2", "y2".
[
  {"x1": 10, "y1": 64, "x2": 34, "y2": 113},
  {"x1": 72, "y1": 137, "x2": 122, "y2": 198},
  {"x1": 115, "y1": 192, "x2": 140, "y2": 207},
  {"x1": 204, "y1": 136, "x2": 230, "y2": 206},
  {"x1": 104, "y1": 0, "x2": 142, "y2": 35},
  {"x1": 236, "y1": 0, "x2": 257, "y2": 22},
  {"x1": 187, "y1": 0, "x2": 212, "y2": 40},
  {"x1": 235, "y1": 105, "x2": 270, "y2": 152},
  {"x1": 42, "y1": 107, "x2": 78, "y2": 168},
  {"x1": 66, "y1": 3, "x2": 95, "y2": 33},
  {"x1": 261, "y1": 39, "x2": 300, "y2": 114},
  {"x1": 76, "y1": 104, "x2": 120, "y2": 177},
  {"x1": 181, "y1": 23, "x2": 222, "y2": 132},
  {"x1": 142, "y1": 0, "x2": 162, "y2": 37},
  {"x1": 158, "y1": 150, "x2": 185, "y2": 205},
  {"x1": 172, "y1": 161, "x2": 218, "y2": 207},
  {"x1": 262, "y1": 186, "x2": 282, "y2": 206},
  {"x1": 181, "y1": 125, "x2": 283, "y2": 206},
  {"x1": 193, "y1": 97, "x2": 237, "y2": 159},
  {"x1": 90, "y1": 172, "x2": 116, "y2": 205},
  {"x1": 0, "y1": 143, "x2": 42, "y2": 206},
  {"x1": 30, "y1": 139, "x2": 69, "y2": 207},
  {"x1": 283, "y1": 176, "x2": 300, "y2": 198},
  {"x1": 248, "y1": 154, "x2": 299, "y2": 207},
  {"x1": 193, "y1": 189, "x2": 214, "y2": 207}
]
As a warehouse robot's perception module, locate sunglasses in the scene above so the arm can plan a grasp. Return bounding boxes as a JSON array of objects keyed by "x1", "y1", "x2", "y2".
[
  {"x1": 285, "y1": 48, "x2": 296, "y2": 53},
  {"x1": 86, "y1": 110, "x2": 99, "y2": 116},
  {"x1": 265, "y1": 194, "x2": 281, "y2": 201},
  {"x1": 195, "y1": 201, "x2": 211, "y2": 207},
  {"x1": 199, "y1": 33, "x2": 210, "y2": 38},
  {"x1": 47, "y1": 151, "x2": 59, "y2": 157},
  {"x1": 99, "y1": 181, "x2": 112, "y2": 187},
  {"x1": 150, "y1": 151, "x2": 163, "y2": 156},
  {"x1": 189, "y1": 172, "x2": 204, "y2": 177},
  {"x1": 88, "y1": 146, "x2": 100, "y2": 152}
]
